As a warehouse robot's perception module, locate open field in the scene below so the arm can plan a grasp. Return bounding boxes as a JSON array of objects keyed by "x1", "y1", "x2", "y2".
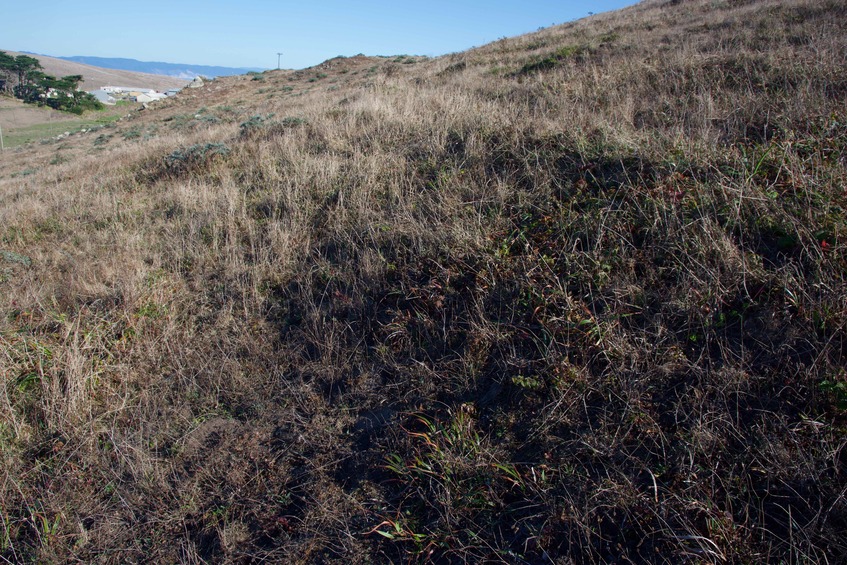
[
  {"x1": 0, "y1": 98, "x2": 131, "y2": 149},
  {"x1": 1, "y1": 0, "x2": 846, "y2": 562}
]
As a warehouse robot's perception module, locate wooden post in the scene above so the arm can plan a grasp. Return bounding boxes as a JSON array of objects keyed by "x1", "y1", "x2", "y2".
[{"x1": 0, "y1": 122, "x2": 4, "y2": 151}]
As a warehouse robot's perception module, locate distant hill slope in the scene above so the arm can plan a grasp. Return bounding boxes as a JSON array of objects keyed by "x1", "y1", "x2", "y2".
[
  {"x1": 4, "y1": 51, "x2": 190, "y2": 91},
  {"x1": 55, "y1": 55, "x2": 263, "y2": 79}
]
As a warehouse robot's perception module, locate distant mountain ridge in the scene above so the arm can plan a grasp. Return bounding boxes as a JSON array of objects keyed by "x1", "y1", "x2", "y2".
[
  {"x1": 40, "y1": 55, "x2": 264, "y2": 79},
  {"x1": 5, "y1": 50, "x2": 190, "y2": 91}
]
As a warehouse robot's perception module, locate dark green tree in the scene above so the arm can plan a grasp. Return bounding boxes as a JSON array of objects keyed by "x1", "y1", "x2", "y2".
[
  {"x1": 0, "y1": 51, "x2": 16, "y2": 93},
  {"x1": 14, "y1": 70, "x2": 46, "y2": 102},
  {"x1": 11, "y1": 55, "x2": 41, "y2": 86},
  {"x1": 0, "y1": 53, "x2": 101, "y2": 113},
  {"x1": 38, "y1": 74, "x2": 102, "y2": 114},
  {"x1": 0, "y1": 52, "x2": 43, "y2": 98}
]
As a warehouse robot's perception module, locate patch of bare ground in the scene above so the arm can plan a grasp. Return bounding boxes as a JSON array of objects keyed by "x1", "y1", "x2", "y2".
[{"x1": 1, "y1": 0, "x2": 846, "y2": 562}]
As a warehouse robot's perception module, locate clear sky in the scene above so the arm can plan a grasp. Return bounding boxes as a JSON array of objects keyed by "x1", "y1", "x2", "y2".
[{"x1": 5, "y1": 1, "x2": 638, "y2": 70}]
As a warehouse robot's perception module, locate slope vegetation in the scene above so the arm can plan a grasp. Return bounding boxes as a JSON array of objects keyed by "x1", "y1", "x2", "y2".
[{"x1": 1, "y1": 0, "x2": 846, "y2": 562}]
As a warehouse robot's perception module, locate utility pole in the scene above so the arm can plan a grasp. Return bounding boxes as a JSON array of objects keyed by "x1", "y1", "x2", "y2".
[
  {"x1": 0, "y1": 123, "x2": 4, "y2": 152},
  {"x1": 277, "y1": 52, "x2": 283, "y2": 70}
]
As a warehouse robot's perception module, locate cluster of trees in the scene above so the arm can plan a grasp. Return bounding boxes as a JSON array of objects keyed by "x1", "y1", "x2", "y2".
[{"x1": 0, "y1": 51, "x2": 102, "y2": 114}]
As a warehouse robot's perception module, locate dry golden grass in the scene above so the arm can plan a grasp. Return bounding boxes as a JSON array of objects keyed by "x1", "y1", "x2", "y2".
[{"x1": 1, "y1": 0, "x2": 846, "y2": 562}]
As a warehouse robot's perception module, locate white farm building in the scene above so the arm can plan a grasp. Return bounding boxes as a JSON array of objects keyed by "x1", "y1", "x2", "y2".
[
  {"x1": 88, "y1": 89, "x2": 117, "y2": 105},
  {"x1": 134, "y1": 92, "x2": 167, "y2": 103},
  {"x1": 101, "y1": 86, "x2": 156, "y2": 94}
]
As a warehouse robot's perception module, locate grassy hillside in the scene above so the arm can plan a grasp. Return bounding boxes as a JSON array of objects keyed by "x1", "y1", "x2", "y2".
[{"x1": 1, "y1": 0, "x2": 846, "y2": 562}]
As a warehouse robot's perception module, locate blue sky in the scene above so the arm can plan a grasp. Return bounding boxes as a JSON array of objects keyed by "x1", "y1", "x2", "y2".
[{"x1": 5, "y1": 1, "x2": 638, "y2": 70}]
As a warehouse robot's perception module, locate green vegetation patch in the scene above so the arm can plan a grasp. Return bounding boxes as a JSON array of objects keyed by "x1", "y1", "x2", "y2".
[
  {"x1": 0, "y1": 251, "x2": 32, "y2": 267},
  {"x1": 0, "y1": 112, "x2": 122, "y2": 147},
  {"x1": 517, "y1": 45, "x2": 588, "y2": 74},
  {"x1": 164, "y1": 142, "x2": 231, "y2": 173}
]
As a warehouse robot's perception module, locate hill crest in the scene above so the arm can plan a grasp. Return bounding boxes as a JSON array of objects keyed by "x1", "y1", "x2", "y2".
[
  {"x1": 4, "y1": 50, "x2": 190, "y2": 91},
  {"x1": 52, "y1": 55, "x2": 263, "y2": 79}
]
